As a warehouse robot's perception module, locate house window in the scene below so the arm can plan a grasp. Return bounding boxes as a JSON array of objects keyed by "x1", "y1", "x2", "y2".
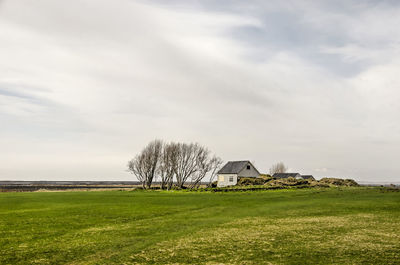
[
  {"x1": 247, "y1": 165, "x2": 250, "y2": 170},
  {"x1": 229, "y1": 176, "x2": 234, "y2": 182},
  {"x1": 218, "y1": 175, "x2": 224, "y2": 182}
]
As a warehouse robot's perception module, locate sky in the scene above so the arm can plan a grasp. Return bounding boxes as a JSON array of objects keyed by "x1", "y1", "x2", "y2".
[{"x1": 1, "y1": 0, "x2": 400, "y2": 182}]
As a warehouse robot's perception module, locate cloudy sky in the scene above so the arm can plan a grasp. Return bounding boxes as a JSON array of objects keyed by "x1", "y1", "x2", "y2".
[{"x1": 1, "y1": 0, "x2": 400, "y2": 182}]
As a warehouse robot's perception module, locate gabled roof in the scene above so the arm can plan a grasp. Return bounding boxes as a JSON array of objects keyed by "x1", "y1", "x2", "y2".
[
  {"x1": 217, "y1": 161, "x2": 259, "y2": 174},
  {"x1": 301, "y1": 175, "x2": 315, "y2": 180},
  {"x1": 273, "y1": 173, "x2": 301, "y2": 179}
]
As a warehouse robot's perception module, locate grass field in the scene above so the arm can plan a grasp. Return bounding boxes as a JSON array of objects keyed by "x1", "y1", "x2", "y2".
[{"x1": 1, "y1": 188, "x2": 400, "y2": 264}]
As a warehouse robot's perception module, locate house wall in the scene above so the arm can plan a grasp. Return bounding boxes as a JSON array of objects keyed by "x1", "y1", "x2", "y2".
[
  {"x1": 217, "y1": 174, "x2": 238, "y2": 187},
  {"x1": 237, "y1": 163, "x2": 260, "y2": 178}
]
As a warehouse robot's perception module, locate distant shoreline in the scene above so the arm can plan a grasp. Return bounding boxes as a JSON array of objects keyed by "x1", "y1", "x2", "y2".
[
  {"x1": 0, "y1": 180, "x2": 209, "y2": 192},
  {"x1": 1, "y1": 180, "x2": 399, "y2": 186},
  {"x1": 0, "y1": 180, "x2": 143, "y2": 185}
]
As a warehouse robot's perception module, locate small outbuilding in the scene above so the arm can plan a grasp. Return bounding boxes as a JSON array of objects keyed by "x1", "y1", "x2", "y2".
[
  {"x1": 301, "y1": 175, "x2": 315, "y2": 181},
  {"x1": 273, "y1": 173, "x2": 315, "y2": 180},
  {"x1": 273, "y1": 173, "x2": 302, "y2": 179},
  {"x1": 217, "y1": 161, "x2": 260, "y2": 187}
]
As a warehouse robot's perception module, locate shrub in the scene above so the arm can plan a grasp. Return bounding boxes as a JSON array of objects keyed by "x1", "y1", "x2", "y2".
[{"x1": 210, "y1": 181, "x2": 218, "y2": 188}]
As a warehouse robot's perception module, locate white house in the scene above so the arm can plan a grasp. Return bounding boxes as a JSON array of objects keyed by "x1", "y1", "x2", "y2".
[{"x1": 217, "y1": 161, "x2": 260, "y2": 187}]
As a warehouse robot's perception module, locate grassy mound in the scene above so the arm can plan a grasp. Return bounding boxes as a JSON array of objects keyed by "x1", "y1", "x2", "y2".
[
  {"x1": 237, "y1": 177, "x2": 267, "y2": 186},
  {"x1": 267, "y1": 177, "x2": 309, "y2": 186},
  {"x1": 235, "y1": 176, "x2": 358, "y2": 189},
  {"x1": 319, "y1": 178, "x2": 359, "y2": 187}
]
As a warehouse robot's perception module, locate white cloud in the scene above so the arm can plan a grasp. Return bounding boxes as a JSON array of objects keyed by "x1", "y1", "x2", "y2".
[{"x1": 0, "y1": 0, "x2": 400, "y2": 181}]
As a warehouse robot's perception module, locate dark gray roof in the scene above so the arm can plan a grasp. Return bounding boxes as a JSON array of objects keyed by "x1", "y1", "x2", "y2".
[
  {"x1": 301, "y1": 175, "x2": 315, "y2": 180},
  {"x1": 273, "y1": 173, "x2": 300, "y2": 178},
  {"x1": 218, "y1": 161, "x2": 256, "y2": 174}
]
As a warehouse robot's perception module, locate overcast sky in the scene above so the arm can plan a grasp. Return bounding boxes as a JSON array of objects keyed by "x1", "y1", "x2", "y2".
[{"x1": 1, "y1": 0, "x2": 400, "y2": 182}]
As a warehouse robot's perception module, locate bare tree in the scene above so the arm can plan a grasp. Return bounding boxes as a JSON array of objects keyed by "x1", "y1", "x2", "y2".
[
  {"x1": 189, "y1": 155, "x2": 223, "y2": 189},
  {"x1": 128, "y1": 140, "x2": 222, "y2": 190},
  {"x1": 188, "y1": 147, "x2": 210, "y2": 189},
  {"x1": 127, "y1": 157, "x2": 146, "y2": 189},
  {"x1": 269, "y1": 162, "x2": 288, "y2": 175},
  {"x1": 175, "y1": 143, "x2": 207, "y2": 188},
  {"x1": 127, "y1": 140, "x2": 163, "y2": 189},
  {"x1": 207, "y1": 156, "x2": 223, "y2": 186},
  {"x1": 158, "y1": 142, "x2": 179, "y2": 190}
]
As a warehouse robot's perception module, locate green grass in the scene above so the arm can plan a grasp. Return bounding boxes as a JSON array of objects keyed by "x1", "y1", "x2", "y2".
[{"x1": 0, "y1": 187, "x2": 399, "y2": 264}]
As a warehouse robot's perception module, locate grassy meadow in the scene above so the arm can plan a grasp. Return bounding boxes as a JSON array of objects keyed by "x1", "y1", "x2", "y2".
[{"x1": 1, "y1": 187, "x2": 400, "y2": 264}]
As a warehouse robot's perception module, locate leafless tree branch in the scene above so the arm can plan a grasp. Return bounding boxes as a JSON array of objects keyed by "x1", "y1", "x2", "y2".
[
  {"x1": 127, "y1": 140, "x2": 163, "y2": 189},
  {"x1": 269, "y1": 162, "x2": 288, "y2": 175}
]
